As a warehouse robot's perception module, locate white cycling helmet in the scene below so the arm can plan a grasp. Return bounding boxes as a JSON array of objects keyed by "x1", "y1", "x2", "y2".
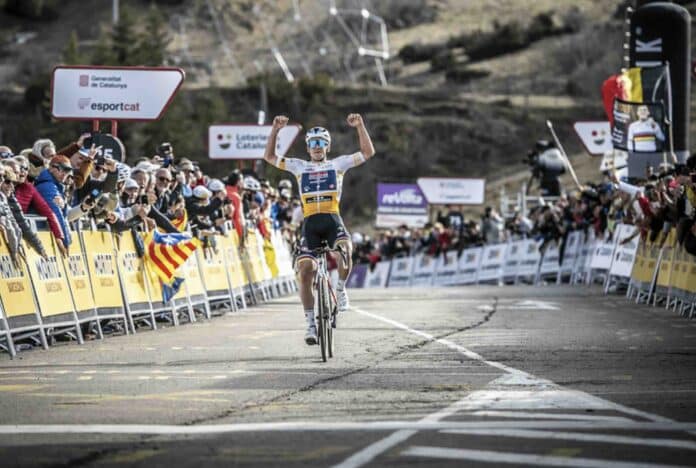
[
  {"x1": 243, "y1": 176, "x2": 261, "y2": 191},
  {"x1": 305, "y1": 126, "x2": 331, "y2": 145}
]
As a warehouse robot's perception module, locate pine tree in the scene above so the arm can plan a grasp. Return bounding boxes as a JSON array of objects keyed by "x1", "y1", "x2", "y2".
[
  {"x1": 62, "y1": 30, "x2": 84, "y2": 65},
  {"x1": 91, "y1": 29, "x2": 116, "y2": 66},
  {"x1": 137, "y1": 3, "x2": 170, "y2": 66},
  {"x1": 111, "y1": 6, "x2": 139, "y2": 65}
]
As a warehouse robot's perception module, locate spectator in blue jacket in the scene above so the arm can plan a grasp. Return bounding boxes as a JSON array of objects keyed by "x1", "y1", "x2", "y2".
[{"x1": 34, "y1": 154, "x2": 72, "y2": 255}]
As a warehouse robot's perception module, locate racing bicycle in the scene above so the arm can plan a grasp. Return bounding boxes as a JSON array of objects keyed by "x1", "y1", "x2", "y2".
[{"x1": 313, "y1": 241, "x2": 346, "y2": 362}]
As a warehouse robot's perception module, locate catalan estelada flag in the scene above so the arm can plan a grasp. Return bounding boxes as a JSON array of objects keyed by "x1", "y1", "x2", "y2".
[
  {"x1": 171, "y1": 210, "x2": 188, "y2": 232},
  {"x1": 144, "y1": 230, "x2": 200, "y2": 285}
]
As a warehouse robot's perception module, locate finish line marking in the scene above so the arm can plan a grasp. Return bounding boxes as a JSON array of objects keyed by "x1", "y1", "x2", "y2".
[
  {"x1": 439, "y1": 429, "x2": 696, "y2": 451},
  {"x1": 401, "y1": 446, "x2": 690, "y2": 468},
  {"x1": 1, "y1": 421, "x2": 695, "y2": 436},
  {"x1": 331, "y1": 307, "x2": 680, "y2": 468}
]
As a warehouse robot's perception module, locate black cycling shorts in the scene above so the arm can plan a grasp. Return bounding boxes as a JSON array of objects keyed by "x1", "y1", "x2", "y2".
[{"x1": 297, "y1": 213, "x2": 350, "y2": 262}]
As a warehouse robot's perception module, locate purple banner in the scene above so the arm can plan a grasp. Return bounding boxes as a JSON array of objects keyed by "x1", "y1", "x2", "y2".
[
  {"x1": 346, "y1": 264, "x2": 368, "y2": 289},
  {"x1": 376, "y1": 183, "x2": 428, "y2": 228}
]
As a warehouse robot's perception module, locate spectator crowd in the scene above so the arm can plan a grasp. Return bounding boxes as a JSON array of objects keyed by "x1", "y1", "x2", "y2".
[
  {"x1": 352, "y1": 155, "x2": 696, "y2": 268},
  {"x1": 0, "y1": 134, "x2": 305, "y2": 268}
]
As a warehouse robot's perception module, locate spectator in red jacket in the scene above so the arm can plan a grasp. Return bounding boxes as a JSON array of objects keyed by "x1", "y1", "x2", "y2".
[{"x1": 12, "y1": 155, "x2": 65, "y2": 246}]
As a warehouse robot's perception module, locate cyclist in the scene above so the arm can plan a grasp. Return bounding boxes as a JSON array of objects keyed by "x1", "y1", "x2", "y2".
[{"x1": 263, "y1": 114, "x2": 375, "y2": 344}]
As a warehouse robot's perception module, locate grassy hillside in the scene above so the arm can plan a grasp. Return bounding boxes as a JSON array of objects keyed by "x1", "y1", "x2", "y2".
[{"x1": 0, "y1": 0, "x2": 694, "y2": 228}]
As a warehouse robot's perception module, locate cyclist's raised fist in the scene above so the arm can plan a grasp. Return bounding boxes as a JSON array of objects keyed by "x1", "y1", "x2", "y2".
[
  {"x1": 272, "y1": 115, "x2": 289, "y2": 130},
  {"x1": 347, "y1": 113, "x2": 363, "y2": 127}
]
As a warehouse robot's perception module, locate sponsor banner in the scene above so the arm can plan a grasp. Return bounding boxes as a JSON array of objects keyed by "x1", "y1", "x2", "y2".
[
  {"x1": 559, "y1": 231, "x2": 583, "y2": 275},
  {"x1": 609, "y1": 224, "x2": 640, "y2": 278},
  {"x1": 208, "y1": 124, "x2": 301, "y2": 159},
  {"x1": 388, "y1": 257, "x2": 415, "y2": 287},
  {"x1": 81, "y1": 231, "x2": 124, "y2": 310},
  {"x1": 412, "y1": 253, "x2": 436, "y2": 286},
  {"x1": 61, "y1": 245, "x2": 95, "y2": 314},
  {"x1": 346, "y1": 264, "x2": 368, "y2": 289},
  {"x1": 25, "y1": 232, "x2": 75, "y2": 318},
  {"x1": 574, "y1": 121, "x2": 613, "y2": 156},
  {"x1": 590, "y1": 235, "x2": 616, "y2": 271},
  {"x1": 517, "y1": 239, "x2": 541, "y2": 278},
  {"x1": 457, "y1": 247, "x2": 482, "y2": 284},
  {"x1": 612, "y1": 99, "x2": 667, "y2": 153},
  {"x1": 115, "y1": 233, "x2": 150, "y2": 305},
  {"x1": 51, "y1": 66, "x2": 184, "y2": 120},
  {"x1": 478, "y1": 244, "x2": 507, "y2": 282},
  {"x1": 376, "y1": 183, "x2": 428, "y2": 228},
  {"x1": 503, "y1": 240, "x2": 524, "y2": 280},
  {"x1": 433, "y1": 250, "x2": 459, "y2": 286},
  {"x1": 221, "y1": 231, "x2": 249, "y2": 289},
  {"x1": 416, "y1": 178, "x2": 485, "y2": 205},
  {"x1": 538, "y1": 242, "x2": 560, "y2": 276},
  {"x1": 364, "y1": 261, "x2": 390, "y2": 289}
]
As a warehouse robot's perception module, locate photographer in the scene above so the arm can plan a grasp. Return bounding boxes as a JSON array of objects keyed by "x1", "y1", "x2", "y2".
[{"x1": 525, "y1": 140, "x2": 566, "y2": 197}]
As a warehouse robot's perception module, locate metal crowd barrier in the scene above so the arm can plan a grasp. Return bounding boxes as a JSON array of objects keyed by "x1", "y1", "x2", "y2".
[
  {"x1": 347, "y1": 225, "x2": 696, "y2": 316},
  {"x1": 0, "y1": 225, "x2": 297, "y2": 358}
]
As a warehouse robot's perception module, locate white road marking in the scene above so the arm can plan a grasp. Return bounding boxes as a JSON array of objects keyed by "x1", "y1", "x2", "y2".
[
  {"x1": 440, "y1": 428, "x2": 696, "y2": 451},
  {"x1": 401, "y1": 446, "x2": 689, "y2": 468},
  {"x1": 330, "y1": 307, "x2": 678, "y2": 468},
  {"x1": 466, "y1": 411, "x2": 632, "y2": 422},
  {"x1": 1, "y1": 420, "x2": 695, "y2": 435}
]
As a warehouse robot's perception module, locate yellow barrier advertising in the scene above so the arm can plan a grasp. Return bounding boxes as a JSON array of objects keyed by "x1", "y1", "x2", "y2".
[
  {"x1": 174, "y1": 253, "x2": 206, "y2": 300},
  {"x1": 81, "y1": 230, "x2": 124, "y2": 310},
  {"x1": 630, "y1": 241, "x2": 651, "y2": 284},
  {"x1": 220, "y1": 232, "x2": 247, "y2": 289},
  {"x1": 656, "y1": 231, "x2": 677, "y2": 289},
  {"x1": 198, "y1": 244, "x2": 229, "y2": 292},
  {"x1": 62, "y1": 248, "x2": 96, "y2": 314},
  {"x1": 0, "y1": 238, "x2": 36, "y2": 318},
  {"x1": 25, "y1": 232, "x2": 74, "y2": 317},
  {"x1": 115, "y1": 233, "x2": 150, "y2": 305}
]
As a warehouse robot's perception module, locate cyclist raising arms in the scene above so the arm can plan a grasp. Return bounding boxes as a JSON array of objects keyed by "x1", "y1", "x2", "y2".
[{"x1": 263, "y1": 114, "x2": 376, "y2": 344}]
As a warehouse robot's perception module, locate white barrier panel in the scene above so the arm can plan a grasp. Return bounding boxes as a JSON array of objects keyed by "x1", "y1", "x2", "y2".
[
  {"x1": 388, "y1": 256, "x2": 415, "y2": 288},
  {"x1": 457, "y1": 247, "x2": 482, "y2": 284},
  {"x1": 538, "y1": 241, "x2": 560, "y2": 278},
  {"x1": 609, "y1": 224, "x2": 639, "y2": 278},
  {"x1": 411, "y1": 253, "x2": 436, "y2": 286},
  {"x1": 477, "y1": 244, "x2": 507, "y2": 283},
  {"x1": 364, "y1": 261, "x2": 391, "y2": 289},
  {"x1": 516, "y1": 239, "x2": 541, "y2": 279},
  {"x1": 503, "y1": 240, "x2": 525, "y2": 281},
  {"x1": 433, "y1": 251, "x2": 459, "y2": 286},
  {"x1": 558, "y1": 231, "x2": 583, "y2": 278},
  {"x1": 590, "y1": 234, "x2": 616, "y2": 271},
  {"x1": 571, "y1": 233, "x2": 594, "y2": 283}
]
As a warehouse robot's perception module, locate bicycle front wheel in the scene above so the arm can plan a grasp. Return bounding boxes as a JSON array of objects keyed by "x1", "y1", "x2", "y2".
[{"x1": 317, "y1": 278, "x2": 328, "y2": 362}]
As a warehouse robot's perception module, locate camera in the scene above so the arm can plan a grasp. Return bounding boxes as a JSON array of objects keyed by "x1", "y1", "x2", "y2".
[
  {"x1": 139, "y1": 194, "x2": 149, "y2": 205},
  {"x1": 158, "y1": 142, "x2": 173, "y2": 157},
  {"x1": 83, "y1": 188, "x2": 101, "y2": 206}
]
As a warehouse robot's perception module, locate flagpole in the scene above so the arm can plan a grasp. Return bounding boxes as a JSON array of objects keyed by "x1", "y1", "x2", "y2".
[{"x1": 546, "y1": 120, "x2": 582, "y2": 190}]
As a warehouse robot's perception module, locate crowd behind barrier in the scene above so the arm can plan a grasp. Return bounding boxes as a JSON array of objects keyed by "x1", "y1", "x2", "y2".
[
  {"x1": 346, "y1": 225, "x2": 696, "y2": 317},
  {"x1": 0, "y1": 134, "x2": 305, "y2": 358},
  {"x1": 348, "y1": 154, "x2": 696, "y2": 317}
]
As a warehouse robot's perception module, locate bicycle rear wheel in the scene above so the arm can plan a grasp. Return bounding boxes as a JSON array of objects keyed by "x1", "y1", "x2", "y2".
[
  {"x1": 326, "y1": 284, "x2": 335, "y2": 358},
  {"x1": 317, "y1": 278, "x2": 328, "y2": 362}
]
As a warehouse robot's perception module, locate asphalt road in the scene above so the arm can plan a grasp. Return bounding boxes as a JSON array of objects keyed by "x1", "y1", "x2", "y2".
[{"x1": 1, "y1": 285, "x2": 695, "y2": 467}]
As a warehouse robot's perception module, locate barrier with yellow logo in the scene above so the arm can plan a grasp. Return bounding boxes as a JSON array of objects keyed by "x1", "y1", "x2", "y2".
[
  {"x1": 114, "y1": 231, "x2": 158, "y2": 332},
  {"x1": 219, "y1": 231, "x2": 247, "y2": 310},
  {"x1": 0, "y1": 234, "x2": 47, "y2": 355},
  {"x1": 197, "y1": 239, "x2": 234, "y2": 311},
  {"x1": 25, "y1": 231, "x2": 83, "y2": 343},
  {"x1": 79, "y1": 230, "x2": 128, "y2": 331}
]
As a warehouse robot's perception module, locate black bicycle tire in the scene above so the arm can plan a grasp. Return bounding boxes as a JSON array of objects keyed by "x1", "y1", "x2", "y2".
[
  {"x1": 326, "y1": 282, "x2": 335, "y2": 358},
  {"x1": 317, "y1": 277, "x2": 328, "y2": 362}
]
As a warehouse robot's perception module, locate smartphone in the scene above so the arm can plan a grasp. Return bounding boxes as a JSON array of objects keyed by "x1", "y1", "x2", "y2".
[{"x1": 139, "y1": 195, "x2": 149, "y2": 205}]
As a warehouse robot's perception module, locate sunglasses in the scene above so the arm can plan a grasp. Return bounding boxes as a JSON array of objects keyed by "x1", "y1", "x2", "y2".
[
  {"x1": 158, "y1": 177, "x2": 172, "y2": 183},
  {"x1": 52, "y1": 165, "x2": 73, "y2": 173},
  {"x1": 18, "y1": 166, "x2": 29, "y2": 172},
  {"x1": 307, "y1": 139, "x2": 329, "y2": 149},
  {"x1": 2, "y1": 178, "x2": 15, "y2": 185},
  {"x1": 0, "y1": 152, "x2": 14, "y2": 159}
]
